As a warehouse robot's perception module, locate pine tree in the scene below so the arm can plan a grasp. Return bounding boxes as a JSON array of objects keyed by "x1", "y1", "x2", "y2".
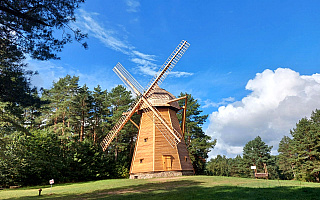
[
  {"x1": 277, "y1": 136, "x2": 295, "y2": 180},
  {"x1": 0, "y1": 0, "x2": 87, "y2": 60},
  {"x1": 1, "y1": 0, "x2": 86, "y2": 117},
  {"x1": 107, "y1": 85, "x2": 136, "y2": 161},
  {"x1": 206, "y1": 155, "x2": 230, "y2": 176},
  {"x1": 229, "y1": 155, "x2": 246, "y2": 177},
  {"x1": 242, "y1": 136, "x2": 273, "y2": 177},
  {"x1": 291, "y1": 110, "x2": 320, "y2": 182},
  {"x1": 71, "y1": 84, "x2": 92, "y2": 142},
  {"x1": 41, "y1": 75, "x2": 79, "y2": 136},
  {"x1": 91, "y1": 85, "x2": 109, "y2": 144}
]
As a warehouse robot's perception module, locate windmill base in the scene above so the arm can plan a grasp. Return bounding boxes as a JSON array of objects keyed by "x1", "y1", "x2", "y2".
[{"x1": 129, "y1": 170, "x2": 194, "y2": 179}]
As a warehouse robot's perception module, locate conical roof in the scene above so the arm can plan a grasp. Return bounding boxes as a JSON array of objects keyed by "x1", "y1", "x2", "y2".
[{"x1": 139, "y1": 85, "x2": 180, "y2": 111}]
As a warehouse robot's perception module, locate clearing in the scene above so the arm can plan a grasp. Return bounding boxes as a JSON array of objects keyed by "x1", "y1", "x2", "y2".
[{"x1": 1, "y1": 176, "x2": 320, "y2": 200}]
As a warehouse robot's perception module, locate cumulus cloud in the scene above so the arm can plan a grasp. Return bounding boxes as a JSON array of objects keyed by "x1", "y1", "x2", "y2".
[{"x1": 206, "y1": 68, "x2": 320, "y2": 158}]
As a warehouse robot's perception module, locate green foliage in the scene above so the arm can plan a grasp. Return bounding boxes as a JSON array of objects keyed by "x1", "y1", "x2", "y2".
[
  {"x1": 242, "y1": 136, "x2": 273, "y2": 177},
  {"x1": 177, "y1": 93, "x2": 216, "y2": 174},
  {"x1": 0, "y1": 76, "x2": 139, "y2": 186},
  {"x1": 206, "y1": 155, "x2": 230, "y2": 176},
  {"x1": 278, "y1": 136, "x2": 295, "y2": 180},
  {"x1": 206, "y1": 137, "x2": 279, "y2": 179},
  {"x1": 0, "y1": 0, "x2": 87, "y2": 60},
  {"x1": 0, "y1": 0, "x2": 86, "y2": 126},
  {"x1": 290, "y1": 109, "x2": 320, "y2": 182},
  {"x1": 0, "y1": 130, "x2": 112, "y2": 186},
  {"x1": 40, "y1": 75, "x2": 80, "y2": 136},
  {"x1": 107, "y1": 85, "x2": 138, "y2": 164}
]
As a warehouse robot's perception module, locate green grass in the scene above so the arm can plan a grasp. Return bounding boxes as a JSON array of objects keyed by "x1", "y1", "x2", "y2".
[{"x1": 1, "y1": 176, "x2": 320, "y2": 200}]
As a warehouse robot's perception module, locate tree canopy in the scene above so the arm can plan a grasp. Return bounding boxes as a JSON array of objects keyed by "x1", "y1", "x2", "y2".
[
  {"x1": 0, "y1": 0, "x2": 87, "y2": 60},
  {"x1": 290, "y1": 109, "x2": 320, "y2": 182},
  {"x1": 0, "y1": 0, "x2": 87, "y2": 134}
]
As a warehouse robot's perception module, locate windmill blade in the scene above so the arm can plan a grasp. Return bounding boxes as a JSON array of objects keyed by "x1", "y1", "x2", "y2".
[
  {"x1": 140, "y1": 95, "x2": 182, "y2": 146},
  {"x1": 100, "y1": 97, "x2": 143, "y2": 151},
  {"x1": 144, "y1": 40, "x2": 190, "y2": 97},
  {"x1": 113, "y1": 62, "x2": 182, "y2": 146},
  {"x1": 113, "y1": 63, "x2": 144, "y2": 96},
  {"x1": 142, "y1": 107, "x2": 180, "y2": 147},
  {"x1": 102, "y1": 40, "x2": 190, "y2": 151}
]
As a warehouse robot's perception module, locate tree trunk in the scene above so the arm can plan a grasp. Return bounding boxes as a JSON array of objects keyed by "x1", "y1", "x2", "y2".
[
  {"x1": 62, "y1": 111, "x2": 65, "y2": 136},
  {"x1": 54, "y1": 107, "x2": 58, "y2": 133},
  {"x1": 115, "y1": 137, "x2": 118, "y2": 161},
  {"x1": 93, "y1": 116, "x2": 98, "y2": 144},
  {"x1": 80, "y1": 112, "x2": 84, "y2": 142}
]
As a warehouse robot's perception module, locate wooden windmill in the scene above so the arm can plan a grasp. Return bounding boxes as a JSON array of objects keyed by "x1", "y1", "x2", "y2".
[{"x1": 101, "y1": 40, "x2": 194, "y2": 179}]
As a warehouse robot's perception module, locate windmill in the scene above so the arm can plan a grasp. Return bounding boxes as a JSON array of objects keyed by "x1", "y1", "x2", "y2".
[{"x1": 101, "y1": 40, "x2": 194, "y2": 179}]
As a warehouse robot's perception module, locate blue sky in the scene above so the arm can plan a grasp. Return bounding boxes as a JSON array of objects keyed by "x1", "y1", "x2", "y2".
[{"x1": 29, "y1": 0, "x2": 320, "y2": 158}]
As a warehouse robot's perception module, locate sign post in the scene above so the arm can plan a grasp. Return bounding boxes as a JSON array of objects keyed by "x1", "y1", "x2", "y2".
[
  {"x1": 251, "y1": 166, "x2": 256, "y2": 178},
  {"x1": 49, "y1": 179, "x2": 54, "y2": 194}
]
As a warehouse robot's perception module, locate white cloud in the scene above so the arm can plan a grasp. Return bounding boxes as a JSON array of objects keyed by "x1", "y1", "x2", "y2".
[
  {"x1": 203, "y1": 97, "x2": 235, "y2": 108},
  {"x1": 77, "y1": 9, "x2": 132, "y2": 54},
  {"x1": 74, "y1": 9, "x2": 193, "y2": 84},
  {"x1": 206, "y1": 68, "x2": 320, "y2": 158},
  {"x1": 132, "y1": 50, "x2": 156, "y2": 61},
  {"x1": 169, "y1": 71, "x2": 194, "y2": 77},
  {"x1": 26, "y1": 58, "x2": 66, "y2": 89},
  {"x1": 26, "y1": 58, "x2": 114, "y2": 91},
  {"x1": 125, "y1": 0, "x2": 140, "y2": 13}
]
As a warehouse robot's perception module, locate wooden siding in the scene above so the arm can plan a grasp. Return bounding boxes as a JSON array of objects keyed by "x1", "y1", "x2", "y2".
[
  {"x1": 130, "y1": 107, "x2": 194, "y2": 174},
  {"x1": 130, "y1": 110, "x2": 154, "y2": 174},
  {"x1": 169, "y1": 109, "x2": 194, "y2": 171}
]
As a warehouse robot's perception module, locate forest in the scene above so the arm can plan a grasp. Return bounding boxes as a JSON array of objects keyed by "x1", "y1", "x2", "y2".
[
  {"x1": 0, "y1": 0, "x2": 216, "y2": 187},
  {"x1": 206, "y1": 110, "x2": 320, "y2": 182},
  {"x1": 1, "y1": 0, "x2": 320, "y2": 188},
  {"x1": 0, "y1": 74, "x2": 216, "y2": 186}
]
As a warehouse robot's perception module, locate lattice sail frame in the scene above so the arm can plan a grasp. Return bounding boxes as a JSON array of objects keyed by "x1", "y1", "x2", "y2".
[
  {"x1": 100, "y1": 40, "x2": 190, "y2": 151},
  {"x1": 113, "y1": 63, "x2": 182, "y2": 147}
]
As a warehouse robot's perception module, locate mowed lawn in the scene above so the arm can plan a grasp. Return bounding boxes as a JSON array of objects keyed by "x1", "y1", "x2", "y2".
[{"x1": 1, "y1": 176, "x2": 320, "y2": 200}]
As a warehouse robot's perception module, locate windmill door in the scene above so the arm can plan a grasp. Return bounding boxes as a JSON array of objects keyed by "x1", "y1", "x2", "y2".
[{"x1": 163, "y1": 155, "x2": 172, "y2": 171}]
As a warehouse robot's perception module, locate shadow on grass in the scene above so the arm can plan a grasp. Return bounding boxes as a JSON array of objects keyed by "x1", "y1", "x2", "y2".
[
  {"x1": 7, "y1": 180, "x2": 102, "y2": 191},
  {"x1": 4, "y1": 179, "x2": 320, "y2": 200}
]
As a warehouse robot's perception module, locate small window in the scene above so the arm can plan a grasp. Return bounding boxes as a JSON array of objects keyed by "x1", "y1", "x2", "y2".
[
  {"x1": 144, "y1": 138, "x2": 148, "y2": 142},
  {"x1": 185, "y1": 156, "x2": 188, "y2": 162},
  {"x1": 140, "y1": 159, "x2": 144, "y2": 163}
]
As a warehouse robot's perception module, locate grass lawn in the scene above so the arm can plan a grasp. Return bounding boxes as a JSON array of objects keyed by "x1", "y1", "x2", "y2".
[{"x1": 1, "y1": 176, "x2": 320, "y2": 200}]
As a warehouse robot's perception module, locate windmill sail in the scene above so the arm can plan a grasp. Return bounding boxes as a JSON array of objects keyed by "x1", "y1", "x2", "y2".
[
  {"x1": 144, "y1": 40, "x2": 190, "y2": 97},
  {"x1": 100, "y1": 40, "x2": 190, "y2": 151},
  {"x1": 113, "y1": 63, "x2": 182, "y2": 146},
  {"x1": 100, "y1": 97, "x2": 143, "y2": 151}
]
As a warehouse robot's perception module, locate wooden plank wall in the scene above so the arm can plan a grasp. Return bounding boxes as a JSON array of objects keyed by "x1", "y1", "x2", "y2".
[
  {"x1": 169, "y1": 109, "x2": 194, "y2": 171},
  {"x1": 130, "y1": 107, "x2": 194, "y2": 174},
  {"x1": 130, "y1": 110, "x2": 154, "y2": 174}
]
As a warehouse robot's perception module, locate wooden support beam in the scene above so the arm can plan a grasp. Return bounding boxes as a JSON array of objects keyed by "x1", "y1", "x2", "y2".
[
  {"x1": 167, "y1": 95, "x2": 188, "y2": 136},
  {"x1": 182, "y1": 95, "x2": 187, "y2": 137},
  {"x1": 129, "y1": 119, "x2": 139, "y2": 129},
  {"x1": 166, "y1": 95, "x2": 187, "y2": 104}
]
